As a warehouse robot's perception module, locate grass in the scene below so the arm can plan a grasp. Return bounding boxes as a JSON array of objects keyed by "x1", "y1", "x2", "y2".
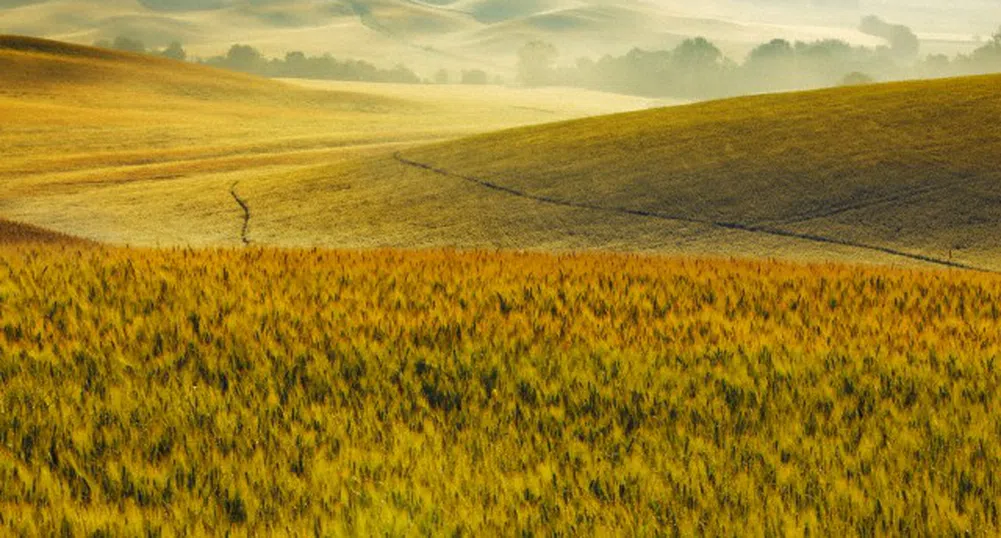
[
  {"x1": 3, "y1": 36, "x2": 999, "y2": 268},
  {"x1": 2, "y1": 34, "x2": 1001, "y2": 537},
  {"x1": 398, "y1": 74, "x2": 1001, "y2": 270},
  {"x1": 234, "y1": 72, "x2": 1001, "y2": 271},
  {"x1": 1, "y1": 242, "x2": 1000, "y2": 536},
  {"x1": 0, "y1": 219, "x2": 90, "y2": 246},
  {"x1": 0, "y1": 35, "x2": 655, "y2": 247}
]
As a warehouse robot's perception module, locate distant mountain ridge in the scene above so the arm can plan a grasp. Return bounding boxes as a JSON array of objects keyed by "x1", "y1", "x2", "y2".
[
  {"x1": 0, "y1": 0, "x2": 995, "y2": 92},
  {"x1": 1, "y1": 0, "x2": 991, "y2": 76}
]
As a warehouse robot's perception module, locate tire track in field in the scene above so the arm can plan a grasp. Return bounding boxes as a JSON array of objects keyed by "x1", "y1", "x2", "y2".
[
  {"x1": 230, "y1": 182, "x2": 251, "y2": 246},
  {"x1": 393, "y1": 152, "x2": 997, "y2": 273},
  {"x1": 767, "y1": 104, "x2": 976, "y2": 226},
  {"x1": 771, "y1": 181, "x2": 955, "y2": 226}
]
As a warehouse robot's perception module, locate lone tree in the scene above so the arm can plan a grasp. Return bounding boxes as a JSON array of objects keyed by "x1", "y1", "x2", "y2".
[
  {"x1": 672, "y1": 37, "x2": 724, "y2": 98},
  {"x1": 517, "y1": 41, "x2": 558, "y2": 87},
  {"x1": 112, "y1": 36, "x2": 146, "y2": 54},
  {"x1": 746, "y1": 39, "x2": 794, "y2": 68},
  {"x1": 461, "y1": 69, "x2": 489, "y2": 85},
  {"x1": 673, "y1": 37, "x2": 723, "y2": 70},
  {"x1": 160, "y1": 41, "x2": 186, "y2": 61},
  {"x1": 225, "y1": 44, "x2": 263, "y2": 73},
  {"x1": 971, "y1": 27, "x2": 1001, "y2": 68}
]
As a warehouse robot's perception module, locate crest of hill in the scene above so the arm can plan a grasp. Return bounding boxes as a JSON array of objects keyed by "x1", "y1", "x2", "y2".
[
  {"x1": 0, "y1": 35, "x2": 403, "y2": 109},
  {"x1": 400, "y1": 74, "x2": 1001, "y2": 269},
  {"x1": 0, "y1": 219, "x2": 92, "y2": 245},
  {"x1": 0, "y1": 34, "x2": 123, "y2": 59}
]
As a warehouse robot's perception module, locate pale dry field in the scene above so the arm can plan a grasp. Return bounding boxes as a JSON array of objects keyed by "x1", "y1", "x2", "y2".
[
  {"x1": 0, "y1": 37, "x2": 662, "y2": 247},
  {"x1": 3, "y1": 37, "x2": 999, "y2": 273}
]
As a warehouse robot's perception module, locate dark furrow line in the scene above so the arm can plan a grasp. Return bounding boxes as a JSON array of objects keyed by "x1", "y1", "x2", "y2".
[
  {"x1": 395, "y1": 152, "x2": 707, "y2": 223},
  {"x1": 393, "y1": 152, "x2": 997, "y2": 274},
  {"x1": 773, "y1": 181, "x2": 953, "y2": 226},
  {"x1": 768, "y1": 102, "x2": 978, "y2": 227},
  {"x1": 230, "y1": 182, "x2": 251, "y2": 246}
]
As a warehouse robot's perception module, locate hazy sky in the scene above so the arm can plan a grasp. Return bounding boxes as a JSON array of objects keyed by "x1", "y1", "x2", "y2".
[
  {"x1": 1, "y1": 0, "x2": 996, "y2": 33},
  {"x1": 0, "y1": 0, "x2": 996, "y2": 71}
]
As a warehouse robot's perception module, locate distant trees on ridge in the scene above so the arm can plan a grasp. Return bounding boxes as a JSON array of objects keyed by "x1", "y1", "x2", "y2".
[{"x1": 517, "y1": 24, "x2": 1001, "y2": 100}]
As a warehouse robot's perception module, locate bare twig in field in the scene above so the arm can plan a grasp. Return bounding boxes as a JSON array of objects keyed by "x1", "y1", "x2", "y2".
[{"x1": 230, "y1": 182, "x2": 251, "y2": 246}]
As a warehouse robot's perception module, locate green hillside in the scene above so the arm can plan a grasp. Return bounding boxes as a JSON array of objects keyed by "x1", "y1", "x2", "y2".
[{"x1": 395, "y1": 75, "x2": 1001, "y2": 270}]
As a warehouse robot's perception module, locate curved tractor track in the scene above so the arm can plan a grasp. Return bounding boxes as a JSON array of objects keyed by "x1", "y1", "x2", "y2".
[{"x1": 393, "y1": 152, "x2": 996, "y2": 273}]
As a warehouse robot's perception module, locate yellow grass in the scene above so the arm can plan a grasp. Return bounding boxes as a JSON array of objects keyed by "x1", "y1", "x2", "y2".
[
  {"x1": 0, "y1": 218, "x2": 91, "y2": 245},
  {"x1": 0, "y1": 36, "x2": 659, "y2": 247},
  {"x1": 3, "y1": 35, "x2": 1000, "y2": 537},
  {"x1": 3, "y1": 36, "x2": 999, "y2": 270},
  {"x1": 398, "y1": 73, "x2": 1001, "y2": 270},
  {"x1": 1, "y1": 244, "x2": 1000, "y2": 536}
]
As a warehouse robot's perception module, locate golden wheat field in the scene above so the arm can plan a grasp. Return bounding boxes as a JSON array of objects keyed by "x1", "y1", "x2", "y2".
[{"x1": 1, "y1": 242, "x2": 999, "y2": 536}]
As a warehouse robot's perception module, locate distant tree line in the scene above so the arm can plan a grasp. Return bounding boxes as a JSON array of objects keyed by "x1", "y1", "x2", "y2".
[
  {"x1": 95, "y1": 37, "x2": 505, "y2": 86},
  {"x1": 94, "y1": 19, "x2": 1001, "y2": 97},
  {"x1": 433, "y1": 68, "x2": 498, "y2": 85},
  {"x1": 94, "y1": 37, "x2": 422, "y2": 84},
  {"x1": 202, "y1": 45, "x2": 422, "y2": 83},
  {"x1": 518, "y1": 21, "x2": 1001, "y2": 100},
  {"x1": 95, "y1": 36, "x2": 188, "y2": 61}
]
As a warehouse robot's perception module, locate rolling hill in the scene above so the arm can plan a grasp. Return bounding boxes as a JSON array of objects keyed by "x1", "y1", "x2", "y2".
[
  {"x1": 223, "y1": 72, "x2": 1000, "y2": 271},
  {"x1": 3, "y1": 33, "x2": 1001, "y2": 538},
  {"x1": 0, "y1": 218, "x2": 91, "y2": 245},
  {"x1": 386, "y1": 74, "x2": 1001, "y2": 270},
  {"x1": 0, "y1": 35, "x2": 660, "y2": 246},
  {"x1": 1, "y1": 35, "x2": 999, "y2": 272}
]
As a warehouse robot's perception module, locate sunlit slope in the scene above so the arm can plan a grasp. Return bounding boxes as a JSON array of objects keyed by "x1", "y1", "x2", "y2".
[
  {"x1": 0, "y1": 219, "x2": 90, "y2": 245},
  {"x1": 0, "y1": 35, "x2": 413, "y2": 175},
  {"x1": 231, "y1": 151, "x2": 922, "y2": 268},
  {"x1": 6, "y1": 35, "x2": 997, "y2": 270},
  {"x1": 398, "y1": 75, "x2": 1001, "y2": 270},
  {"x1": 0, "y1": 35, "x2": 653, "y2": 246}
]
